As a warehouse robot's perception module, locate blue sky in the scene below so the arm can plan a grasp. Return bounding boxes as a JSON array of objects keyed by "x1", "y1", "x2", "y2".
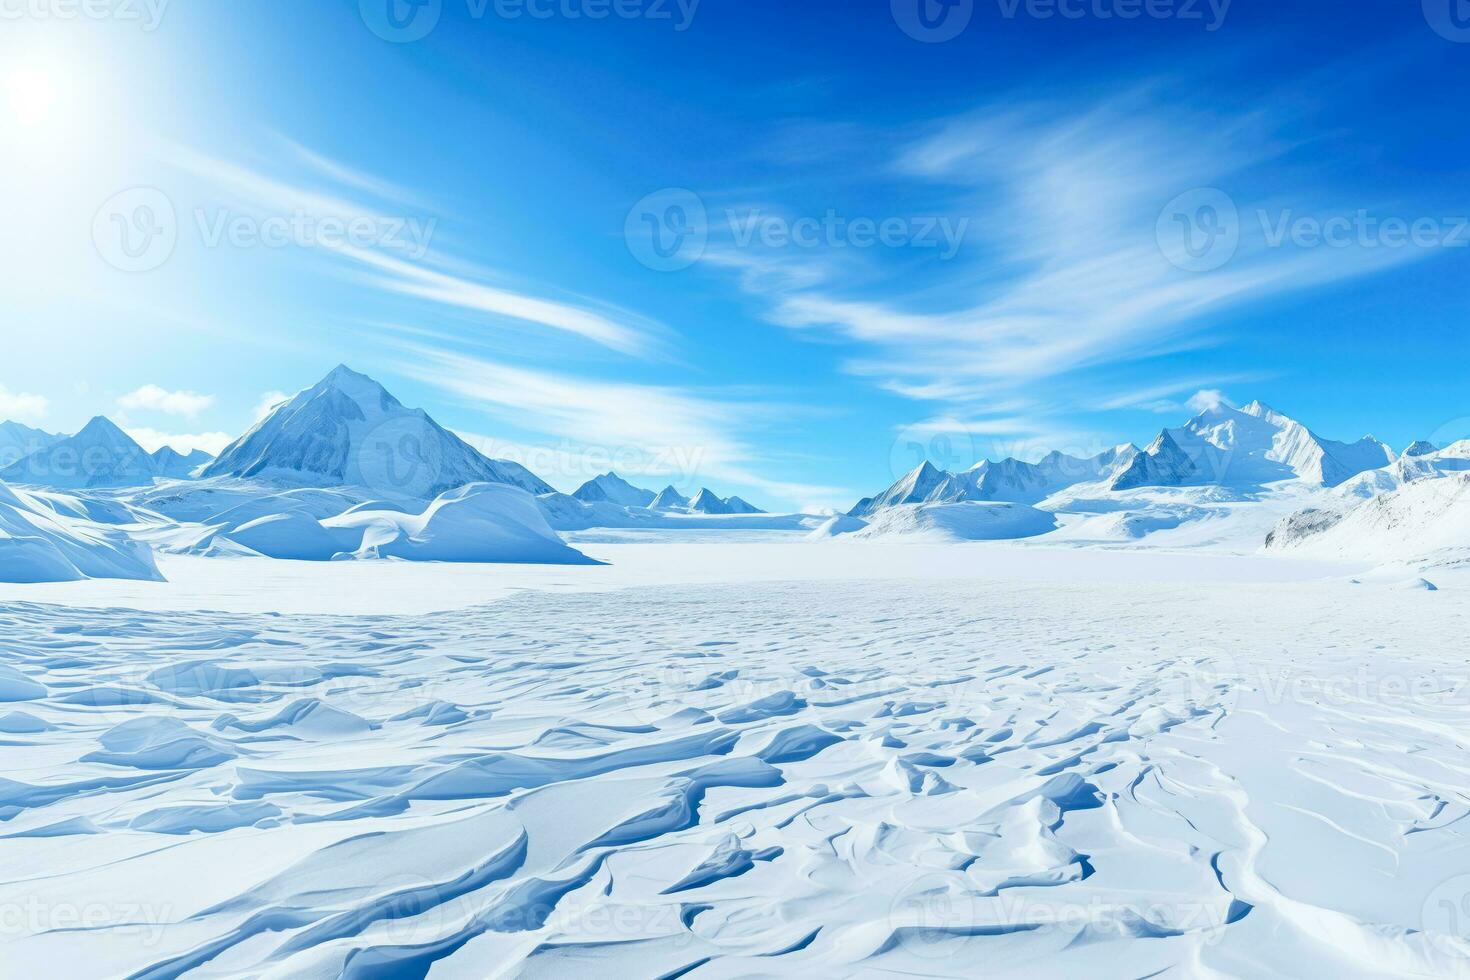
[{"x1": 3, "y1": 0, "x2": 1468, "y2": 509}]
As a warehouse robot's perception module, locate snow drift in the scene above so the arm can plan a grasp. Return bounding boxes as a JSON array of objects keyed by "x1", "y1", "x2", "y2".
[
  {"x1": 324, "y1": 482, "x2": 598, "y2": 564},
  {"x1": 852, "y1": 501, "x2": 1059, "y2": 542},
  {"x1": 0, "y1": 480, "x2": 162, "y2": 582}
]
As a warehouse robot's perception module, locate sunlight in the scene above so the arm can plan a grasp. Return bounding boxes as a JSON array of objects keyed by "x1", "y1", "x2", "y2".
[{"x1": 5, "y1": 64, "x2": 60, "y2": 128}]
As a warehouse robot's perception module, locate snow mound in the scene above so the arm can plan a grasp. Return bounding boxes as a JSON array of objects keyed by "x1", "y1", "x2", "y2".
[
  {"x1": 852, "y1": 501, "x2": 1058, "y2": 541},
  {"x1": 221, "y1": 512, "x2": 348, "y2": 561},
  {"x1": 326, "y1": 482, "x2": 596, "y2": 565},
  {"x1": 806, "y1": 515, "x2": 868, "y2": 539},
  {"x1": 1267, "y1": 473, "x2": 1470, "y2": 563},
  {"x1": 0, "y1": 480, "x2": 163, "y2": 583}
]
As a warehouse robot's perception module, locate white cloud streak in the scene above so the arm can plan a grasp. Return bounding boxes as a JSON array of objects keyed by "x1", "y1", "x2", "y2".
[
  {"x1": 399, "y1": 345, "x2": 849, "y2": 507},
  {"x1": 167, "y1": 143, "x2": 664, "y2": 358}
]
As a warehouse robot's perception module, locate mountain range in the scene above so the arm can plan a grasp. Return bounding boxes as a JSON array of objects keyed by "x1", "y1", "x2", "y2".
[
  {"x1": 0, "y1": 367, "x2": 767, "y2": 515},
  {"x1": 852, "y1": 400, "x2": 1405, "y2": 517}
]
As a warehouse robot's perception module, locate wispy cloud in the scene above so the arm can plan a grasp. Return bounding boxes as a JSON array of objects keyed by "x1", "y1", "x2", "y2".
[
  {"x1": 399, "y1": 345, "x2": 850, "y2": 507},
  {"x1": 708, "y1": 89, "x2": 1438, "y2": 427},
  {"x1": 167, "y1": 142, "x2": 666, "y2": 358},
  {"x1": 1093, "y1": 374, "x2": 1267, "y2": 413},
  {"x1": 118, "y1": 384, "x2": 215, "y2": 418}
]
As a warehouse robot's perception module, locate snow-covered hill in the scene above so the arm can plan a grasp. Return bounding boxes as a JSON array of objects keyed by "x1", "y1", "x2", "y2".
[
  {"x1": 852, "y1": 500, "x2": 1058, "y2": 541},
  {"x1": 0, "y1": 479, "x2": 162, "y2": 582},
  {"x1": 0, "y1": 417, "x2": 157, "y2": 489},
  {"x1": 324, "y1": 483, "x2": 597, "y2": 564},
  {"x1": 200, "y1": 365, "x2": 551, "y2": 499},
  {"x1": 1267, "y1": 472, "x2": 1470, "y2": 565}
]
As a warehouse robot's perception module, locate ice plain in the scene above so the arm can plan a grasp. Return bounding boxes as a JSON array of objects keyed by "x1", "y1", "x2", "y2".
[{"x1": 1, "y1": 539, "x2": 1468, "y2": 978}]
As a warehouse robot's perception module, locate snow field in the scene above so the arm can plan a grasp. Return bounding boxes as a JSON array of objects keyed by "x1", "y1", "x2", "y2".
[{"x1": 0, "y1": 570, "x2": 1466, "y2": 977}]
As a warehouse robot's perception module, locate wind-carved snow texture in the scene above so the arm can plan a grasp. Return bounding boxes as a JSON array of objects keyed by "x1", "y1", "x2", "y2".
[{"x1": 2, "y1": 578, "x2": 1469, "y2": 977}]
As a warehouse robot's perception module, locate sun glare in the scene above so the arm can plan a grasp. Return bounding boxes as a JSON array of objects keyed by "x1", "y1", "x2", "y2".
[{"x1": 5, "y1": 64, "x2": 62, "y2": 129}]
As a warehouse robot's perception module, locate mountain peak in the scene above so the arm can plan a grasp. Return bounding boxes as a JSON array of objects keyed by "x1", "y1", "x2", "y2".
[
  {"x1": 572, "y1": 471, "x2": 655, "y2": 507},
  {"x1": 1404, "y1": 440, "x2": 1437, "y2": 458},
  {"x1": 77, "y1": 415, "x2": 132, "y2": 440},
  {"x1": 201, "y1": 366, "x2": 551, "y2": 498}
]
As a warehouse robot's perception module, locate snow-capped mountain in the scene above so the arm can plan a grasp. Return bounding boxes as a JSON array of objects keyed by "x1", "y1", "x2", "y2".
[
  {"x1": 1403, "y1": 440, "x2": 1438, "y2": 458},
  {"x1": 1109, "y1": 430, "x2": 1198, "y2": 490},
  {"x1": 200, "y1": 365, "x2": 553, "y2": 499},
  {"x1": 849, "y1": 461, "x2": 966, "y2": 517},
  {"x1": 572, "y1": 472, "x2": 656, "y2": 508},
  {"x1": 1116, "y1": 401, "x2": 1394, "y2": 490},
  {"x1": 1336, "y1": 438, "x2": 1470, "y2": 498},
  {"x1": 688, "y1": 488, "x2": 733, "y2": 514},
  {"x1": 151, "y1": 447, "x2": 214, "y2": 480},
  {"x1": 677, "y1": 488, "x2": 767, "y2": 515},
  {"x1": 725, "y1": 495, "x2": 764, "y2": 514},
  {"x1": 0, "y1": 417, "x2": 156, "y2": 489},
  {"x1": 851, "y1": 447, "x2": 1138, "y2": 517},
  {"x1": 650, "y1": 485, "x2": 690, "y2": 510},
  {"x1": 0, "y1": 421, "x2": 63, "y2": 469},
  {"x1": 850, "y1": 400, "x2": 1402, "y2": 518}
]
